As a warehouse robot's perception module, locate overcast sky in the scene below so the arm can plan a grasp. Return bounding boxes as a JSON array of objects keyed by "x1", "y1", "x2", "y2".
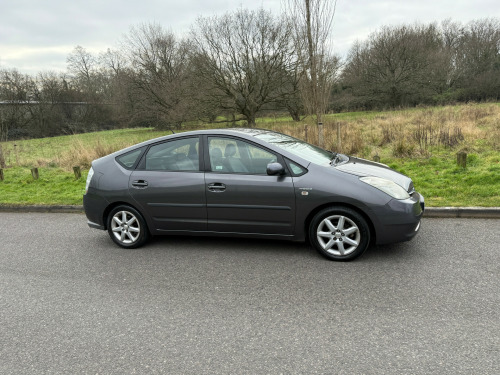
[{"x1": 1, "y1": 0, "x2": 499, "y2": 75}]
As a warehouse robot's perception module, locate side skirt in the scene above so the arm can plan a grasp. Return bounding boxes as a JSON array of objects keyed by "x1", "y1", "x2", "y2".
[{"x1": 154, "y1": 229, "x2": 298, "y2": 241}]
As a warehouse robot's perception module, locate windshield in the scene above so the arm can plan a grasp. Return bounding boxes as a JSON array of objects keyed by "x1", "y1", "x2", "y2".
[{"x1": 253, "y1": 131, "x2": 337, "y2": 166}]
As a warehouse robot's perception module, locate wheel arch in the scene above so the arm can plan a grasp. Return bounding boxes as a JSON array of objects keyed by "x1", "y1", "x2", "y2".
[
  {"x1": 304, "y1": 202, "x2": 376, "y2": 245},
  {"x1": 103, "y1": 201, "x2": 150, "y2": 233}
]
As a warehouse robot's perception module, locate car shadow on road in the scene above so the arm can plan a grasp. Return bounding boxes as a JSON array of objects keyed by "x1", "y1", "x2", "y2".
[
  {"x1": 142, "y1": 234, "x2": 421, "y2": 263},
  {"x1": 90, "y1": 228, "x2": 421, "y2": 263},
  {"x1": 146, "y1": 234, "x2": 316, "y2": 259}
]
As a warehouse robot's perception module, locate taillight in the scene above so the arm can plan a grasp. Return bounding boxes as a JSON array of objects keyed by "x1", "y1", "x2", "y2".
[{"x1": 85, "y1": 167, "x2": 94, "y2": 194}]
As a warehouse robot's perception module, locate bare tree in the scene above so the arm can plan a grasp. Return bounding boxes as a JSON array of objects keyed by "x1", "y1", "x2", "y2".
[
  {"x1": 191, "y1": 8, "x2": 298, "y2": 126},
  {"x1": 123, "y1": 23, "x2": 194, "y2": 129},
  {"x1": 340, "y1": 19, "x2": 500, "y2": 108},
  {"x1": 99, "y1": 48, "x2": 125, "y2": 77},
  {"x1": 25, "y1": 72, "x2": 65, "y2": 137},
  {"x1": 97, "y1": 48, "x2": 136, "y2": 126},
  {"x1": 0, "y1": 69, "x2": 34, "y2": 140},
  {"x1": 67, "y1": 46, "x2": 106, "y2": 99},
  {"x1": 276, "y1": 65, "x2": 307, "y2": 121},
  {"x1": 285, "y1": 0, "x2": 339, "y2": 124},
  {"x1": 453, "y1": 18, "x2": 500, "y2": 101},
  {"x1": 67, "y1": 46, "x2": 96, "y2": 83},
  {"x1": 342, "y1": 24, "x2": 443, "y2": 108}
]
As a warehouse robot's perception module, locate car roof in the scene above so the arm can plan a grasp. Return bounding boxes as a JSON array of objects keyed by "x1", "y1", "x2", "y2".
[{"x1": 113, "y1": 128, "x2": 279, "y2": 152}]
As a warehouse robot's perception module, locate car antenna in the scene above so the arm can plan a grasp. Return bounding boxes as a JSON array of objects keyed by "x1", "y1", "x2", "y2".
[{"x1": 170, "y1": 129, "x2": 175, "y2": 134}]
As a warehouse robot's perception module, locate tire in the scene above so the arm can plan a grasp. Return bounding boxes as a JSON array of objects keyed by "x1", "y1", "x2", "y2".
[
  {"x1": 309, "y1": 207, "x2": 370, "y2": 261},
  {"x1": 107, "y1": 205, "x2": 149, "y2": 249}
]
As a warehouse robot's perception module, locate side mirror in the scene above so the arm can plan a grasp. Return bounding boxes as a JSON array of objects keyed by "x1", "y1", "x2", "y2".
[{"x1": 266, "y1": 162, "x2": 285, "y2": 176}]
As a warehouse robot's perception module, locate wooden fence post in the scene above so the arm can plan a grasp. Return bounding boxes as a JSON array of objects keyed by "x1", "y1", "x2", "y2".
[
  {"x1": 0, "y1": 168, "x2": 4, "y2": 181},
  {"x1": 73, "y1": 166, "x2": 81, "y2": 179},
  {"x1": 337, "y1": 121, "x2": 341, "y2": 151},
  {"x1": 0, "y1": 144, "x2": 5, "y2": 168},
  {"x1": 318, "y1": 122, "x2": 324, "y2": 148},
  {"x1": 31, "y1": 167, "x2": 39, "y2": 180},
  {"x1": 457, "y1": 151, "x2": 467, "y2": 168},
  {"x1": 304, "y1": 125, "x2": 309, "y2": 143}
]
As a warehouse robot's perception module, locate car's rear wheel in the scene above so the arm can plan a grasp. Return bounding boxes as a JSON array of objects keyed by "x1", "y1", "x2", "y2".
[
  {"x1": 107, "y1": 205, "x2": 149, "y2": 249},
  {"x1": 309, "y1": 207, "x2": 370, "y2": 261}
]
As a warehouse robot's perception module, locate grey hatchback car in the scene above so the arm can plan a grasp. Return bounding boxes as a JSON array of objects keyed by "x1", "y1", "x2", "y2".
[{"x1": 84, "y1": 128, "x2": 424, "y2": 261}]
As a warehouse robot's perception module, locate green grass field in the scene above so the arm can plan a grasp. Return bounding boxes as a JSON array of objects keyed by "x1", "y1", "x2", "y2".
[
  {"x1": 0, "y1": 167, "x2": 88, "y2": 205},
  {"x1": 1, "y1": 103, "x2": 499, "y2": 207}
]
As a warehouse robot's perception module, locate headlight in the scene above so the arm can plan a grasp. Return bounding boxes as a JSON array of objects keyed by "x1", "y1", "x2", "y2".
[
  {"x1": 85, "y1": 167, "x2": 94, "y2": 194},
  {"x1": 360, "y1": 176, "x2": 410, "y2": 200}
]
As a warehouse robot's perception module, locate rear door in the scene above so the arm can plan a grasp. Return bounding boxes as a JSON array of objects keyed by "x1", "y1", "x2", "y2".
[
  {"x1": 129, "y1": 136, "x2": 207, "y2": 232},
  {"x1": 204, "y1": 136, "x2": 296, "y2": 236}
]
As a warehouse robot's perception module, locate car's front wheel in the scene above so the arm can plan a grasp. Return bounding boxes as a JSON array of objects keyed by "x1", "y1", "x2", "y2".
[
  {"x1": 309, "y1": 207, "x2": 370, "y2": 261},
  {"x1": 107, "y1": 205, "x2": 149, "y2": 249}
]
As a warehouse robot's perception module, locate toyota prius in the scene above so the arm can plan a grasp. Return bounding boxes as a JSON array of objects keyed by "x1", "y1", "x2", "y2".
[{"x1": 84, "y1": 128, "x2": 424, "y2": 261}]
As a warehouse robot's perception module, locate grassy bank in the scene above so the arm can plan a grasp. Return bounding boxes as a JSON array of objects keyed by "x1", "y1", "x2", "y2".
[
  {"x1": 0, "y1": 167, "x2": 88, "y2": 205},
  {"x1": 1, "y1": 103, "x2": 499, "y2": 207}
]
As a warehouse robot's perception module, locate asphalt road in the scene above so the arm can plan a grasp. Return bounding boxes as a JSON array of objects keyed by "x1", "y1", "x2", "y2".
[{"x1": 0, "y1": 213, "x2": 499, "y2": 374}]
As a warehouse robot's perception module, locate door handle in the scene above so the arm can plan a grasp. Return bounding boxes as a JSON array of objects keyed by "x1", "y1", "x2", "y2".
[
  {"x1": 132, "y1": 180, "x2": 148, "y2": 188},
  {"x1": 207, "y1": 183, "x2": 226, "y2": 192}
]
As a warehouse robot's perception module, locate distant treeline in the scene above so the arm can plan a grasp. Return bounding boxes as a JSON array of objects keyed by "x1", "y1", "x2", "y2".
[
  {"x1": 1, "y1": 11, "x2": 499, "y2": 141},
  {"x1": 334, "y1": 19, "x2": 500, "y2": 111}
]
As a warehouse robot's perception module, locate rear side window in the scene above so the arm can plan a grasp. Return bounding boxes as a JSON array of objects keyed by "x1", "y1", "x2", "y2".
[
  {"x1": 116, "y1": 148, "x2": 144, "y2": 169},
  {"x1": 145, "y1": 137, "x2": 199, "y2": 171}
]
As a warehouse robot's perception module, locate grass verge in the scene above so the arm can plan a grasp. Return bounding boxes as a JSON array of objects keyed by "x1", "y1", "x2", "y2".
[
  {"x1": 385, "y1": 151, "x2": 500, "y2": 206},
  {"x1": 0, "y1": 168, "x2": 88, "y2": 206}
]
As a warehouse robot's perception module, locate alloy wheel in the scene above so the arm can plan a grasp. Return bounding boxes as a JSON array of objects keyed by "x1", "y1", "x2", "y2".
[
  {"x1": 316, "y1": 215, "x2": 361, "y2": 256},
  {"x1": 110, "y1": 210, "x2": 141, "y2": 245}
]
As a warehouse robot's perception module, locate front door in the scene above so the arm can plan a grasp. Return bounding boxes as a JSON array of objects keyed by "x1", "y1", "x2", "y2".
[{"x1": 205, "y1": 136, "x2": 296, "y2": 236}]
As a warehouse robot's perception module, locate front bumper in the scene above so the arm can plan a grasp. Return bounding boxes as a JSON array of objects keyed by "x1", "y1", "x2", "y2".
[{"x1": 374, "y1": 192, "x2": 424, "y2": 245}]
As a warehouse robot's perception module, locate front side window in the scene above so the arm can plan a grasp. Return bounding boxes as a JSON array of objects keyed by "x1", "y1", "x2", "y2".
[
  {"x1": 208, "y1": 137, "x2": 276, "y2": 174},
  {"x1": 145, "y1": 137, "x2": 199, "y2": 171}
]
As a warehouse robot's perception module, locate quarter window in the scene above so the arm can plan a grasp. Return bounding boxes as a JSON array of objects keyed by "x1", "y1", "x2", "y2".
[
  {"x1": 287, "y1": 160, "x2": 307, "y2": 176},
  {"x1": 116, "y1": 148, "x2": 144, "y2": 169}
]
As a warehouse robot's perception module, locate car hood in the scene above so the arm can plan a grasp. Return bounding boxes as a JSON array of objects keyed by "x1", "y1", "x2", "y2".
[{"x1": 336, "y1": 157, "x2": 412, "y2": 191}]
